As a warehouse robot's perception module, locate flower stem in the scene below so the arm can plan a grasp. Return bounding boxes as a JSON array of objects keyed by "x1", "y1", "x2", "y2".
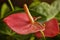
[
  {"x1": 40, "y1": 31, "x2": 46, "y2": 40},
  {"x1": 8, "y1": 0, "x2": 14, "y2": 11},
  {"x1": 24, "y1": 4, "x2": 34, "y2": 24}
]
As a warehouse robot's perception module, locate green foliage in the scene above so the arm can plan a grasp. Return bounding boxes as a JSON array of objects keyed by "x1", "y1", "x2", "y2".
[
  {"x1": 15, "y1": 7, "x2": 23, "y2": 11},
  {"x1": 30, "y1": 10, "x2": 46, "y2": 23},
  {"x1": 29, "y1": 0, "x2": 40, "y2": 8},
  {"x1": 3, "y1": 6, "x2": 24, "y2": 19},
  {"x1": 56, "y1": 12, "x2": 60, "y2": 22},
  {"x1": 0, "y1": 20, "x2": 15, "y2": 36},
  {"x1": 0, "y1": 0, "x2": 60, "y2": 40},
  {"x1": 0, "y1": 3, "x2": 10, "y2": 19},
  {"x1": 51, "y1": 0, "x2": 60, "y2": 22},
  {"x1": 53, "y1": 34, "x2": 60, "y2": 40},
  {"x1": 30, "y1": 36, "x2": 35, "y2": 40},
  {"x1": 30, "y1": 2, "x2": 58, "y2": 21},
  {"x1": 51, "y1": 0, "x2": 60, "y2": 12},
  {"x1": 13, "y1": 34, "x2": 33, "y2": 40}
]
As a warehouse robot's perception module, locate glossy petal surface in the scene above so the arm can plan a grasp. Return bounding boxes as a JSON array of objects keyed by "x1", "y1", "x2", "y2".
[
  {"x1": 35, "y1": 18, "x2": 59, "y2": 37},
  {"x1": 3, "y1": 13, "x2": 44, "y2": 34}
]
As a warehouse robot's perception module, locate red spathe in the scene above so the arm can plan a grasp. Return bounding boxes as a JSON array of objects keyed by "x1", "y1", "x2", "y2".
[
  {"x1": 35, "y1": 18, "x2": 59, "y2": 37},
  {"x1": 3, "y1": 13, "x2": 44, "y2": 35}
]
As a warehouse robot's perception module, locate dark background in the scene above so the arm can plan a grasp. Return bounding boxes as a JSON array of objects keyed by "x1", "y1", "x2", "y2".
[{"x1": 0, "y1": 0, "x2": 54, "y2": 8}]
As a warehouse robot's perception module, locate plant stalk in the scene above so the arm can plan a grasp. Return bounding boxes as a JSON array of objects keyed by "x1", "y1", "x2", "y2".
[
  {"x1": 40, "y1": 31, "x2": 46, "y2": 40},
  {"x1": 24, "y1": 4, "x2": 34, "y2": 24},
  {"x1": 8, "y1": 0, "x2": 14, "y2": 11}
]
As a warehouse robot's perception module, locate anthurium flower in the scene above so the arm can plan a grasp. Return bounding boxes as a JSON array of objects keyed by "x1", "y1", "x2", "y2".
[
  {"x1": 35, "y1": 18, "x2": 59, "y2": 37},
  {"x1": 3, "y1": 4, "x2": 45, "y2": 35}
]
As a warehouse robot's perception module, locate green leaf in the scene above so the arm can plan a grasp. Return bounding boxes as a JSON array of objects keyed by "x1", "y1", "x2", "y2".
[
  {"x1": 45, "y1": 37, "x2": 53, "y2": 40},
  {"x1": 51, "y1": 0, "x2": 60, "y2": 22},
  {"x1": 51, "y1": 0, "x2": 60, "y2": 12},
  {"x1": 13, "y1": 34, "x2": 33, "y2": 40},
  {"x1": 30, "y1": 36, "x2": 35, "y2": 40},
  {"x1": 0, "y1": 3, "x2": 10, "y2": 19},
  {"x1": 53, "y1": 34, "x2": 60, "y2": 40},
  {"x1": 30, "y1": 10, "x2": 46, "y2": 23},
  {"x1": 15, "y1": 6, "x2": 23, "y2": 11},
  {"x1": 30, "y1": 2, "x2": 58, "y2": 21},
  {"x1": 4, "y1": 7, "x2": 24, "y2": 18},
  {"x1": 55, "y1": 12, "x2": 60, "y2": 22},
  {"x1": 29, "y1": 0, "x2": 40, "y2": 8},
  {"x1": 0, "y1": 20, "x2": 15, "y2": 36}
]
